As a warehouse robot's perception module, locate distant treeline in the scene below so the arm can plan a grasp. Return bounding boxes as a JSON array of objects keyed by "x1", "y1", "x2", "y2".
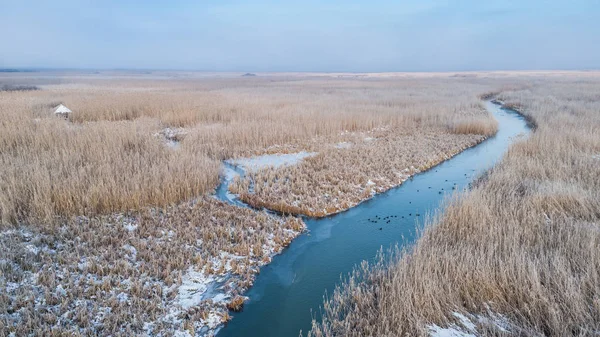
[
  {"x1": 0, "y1": 69, "x2": 38, "y2": 73},
  {"x1": 0, "y1": 84, "x2": 40, "y2": 91}
]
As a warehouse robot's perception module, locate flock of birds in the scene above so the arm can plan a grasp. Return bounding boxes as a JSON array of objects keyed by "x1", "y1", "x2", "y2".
[
  {"x1": 367, "y1": 212, "x2": 421, "y2": 230},
  {"x1": 366, "y1": 169, "x2": 478, "y2": 231}
]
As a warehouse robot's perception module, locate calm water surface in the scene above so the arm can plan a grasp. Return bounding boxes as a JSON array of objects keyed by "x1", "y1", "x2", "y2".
[{"x1": 217, "y1": 101, "x2": 530, "y2": 337}]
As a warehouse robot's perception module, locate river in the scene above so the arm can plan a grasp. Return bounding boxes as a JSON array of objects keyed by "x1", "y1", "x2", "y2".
[{"x1": 216, "y1": 101, "x2": 530, "y2": 337}]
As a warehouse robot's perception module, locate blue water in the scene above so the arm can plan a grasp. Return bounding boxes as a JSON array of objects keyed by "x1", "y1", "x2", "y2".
[{"x1": 217, "y1": 101, "x2": 530, "y2": 337}]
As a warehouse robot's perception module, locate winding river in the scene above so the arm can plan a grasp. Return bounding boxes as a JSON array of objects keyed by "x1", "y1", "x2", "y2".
[{"x1": 216, "y1": 101, "x2": 530, "y2": 337}]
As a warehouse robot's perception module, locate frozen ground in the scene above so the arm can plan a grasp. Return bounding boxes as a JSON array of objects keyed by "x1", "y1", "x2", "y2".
[
  {"x1": 226, "y1": 151, "x2": 317, "y2": 172},
  {"x1": 427, "y1": 310, "x2": 511, "y2": 337},
  {"x1": 0, "y1": 198, "x2": 305, "y2": 337}
]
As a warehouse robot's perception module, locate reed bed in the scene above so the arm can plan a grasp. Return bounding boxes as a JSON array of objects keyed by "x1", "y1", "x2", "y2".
[
  {"x1": 0, "y1": 96, "x2": 220, "y2": 224},
  {"x1": 0, "y1": 72, "x2": 532, "y2": 336},
  {"x1": 1, "y1": 75, "x2": 498, "y2": 223},
  {"x1": 230, "y1": 128, "x2": 490, "y2": 217},
  {"x1": 0, "y1": 197, "x2": 304, "y2": 336},
  {"x1": 309, "y1": 76, "x2": 600, "y2": 336}
]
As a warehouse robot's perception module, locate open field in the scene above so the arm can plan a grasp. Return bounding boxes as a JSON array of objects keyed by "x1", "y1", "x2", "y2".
[
  {"x1": 309, "y1": 76, "x2": 600, "y2": 336},
  {"x1": 2, "y1": 71, "x2": 596, "y2": 336},
  {"x1": 0, "y1": 72, "x2": 504, "y2": 335},
  {"x1": 1, "y1": 74, "x2": 498, "y2": 223},
  {"x1": 221, "y1": 79, "x2": 499, "y2": 217}
]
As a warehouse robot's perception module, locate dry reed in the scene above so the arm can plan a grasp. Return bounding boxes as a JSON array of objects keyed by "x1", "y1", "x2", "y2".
[
  {"x1": 309, "y1": 76, "x2": 600, "y2": 336},
  {"x1": 1, "y1": 71, "x2": 563, "y2": 336},
  {"x1": 0, "y1": 197, "x2": 304, "y2": 336}
]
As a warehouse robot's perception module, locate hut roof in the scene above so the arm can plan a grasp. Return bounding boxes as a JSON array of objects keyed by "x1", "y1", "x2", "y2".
[{"x1": 54, "y1": 104, "x2": 72, "y2": 114}]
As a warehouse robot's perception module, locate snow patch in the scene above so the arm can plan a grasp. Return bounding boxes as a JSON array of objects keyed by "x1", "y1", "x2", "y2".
[
  {"x1": 428, "y1": 309, "x2": 512, "y2": 337},
  {"x1": 173, "y1": 330, "x2": 193, "y2": 337},
  {"x1": 428, "y1": 312, "x2": 478, "y2": 337},
  {"x1": 428, "y1": 325, "x2": 477, "y2": 337},
  {"x1": 453, "y1": 312, "x2": 476, "y2": 332},
  {"x1": 176, "y1": 267, "x2": 216, "y2": 309},
  {"x1": 77, "y1": 257, "x2": 89, "y2": 271},
  {"x1": 155, "y1": 127, "x2": 187, "y2": 150},
  {"x1": 212, "y1": 293, "x2": 228, "y2": 303},
  {"x1": 201, "y1": 311, "x2": 224, "y2": 329},
  {"x1": 6, "y1": 282, "x2": 19, "y2": 292},
  {"x1": 25, "y1": 244, "x2": 40, "y2": 255},
  {"x1": 123, "y1": 222, "x2": 138, "y2": 232},
  {"x1": 227, "y1": 151, "x2": 317, "y2": 172}
]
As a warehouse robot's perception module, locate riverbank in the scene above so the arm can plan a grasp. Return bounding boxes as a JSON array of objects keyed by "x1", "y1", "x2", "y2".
[
  {"x1": 217, "y1": 100, "x2": 530, "y2": 337},
  {"x1": 0, "y1": 72, "x2": 553, "y2": 336},
  {"x1": 228, "y1": 126, "x2": 495, "y2": 218},
  {"x1": 0, "y1": 198, "x2": 305, "y2": 337},
  {"x1": 309, "y1": 77, "x2": 600, "y2": 336}
]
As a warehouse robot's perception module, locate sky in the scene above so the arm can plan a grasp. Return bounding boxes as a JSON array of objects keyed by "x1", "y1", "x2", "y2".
[{"x1": 1, "y1": 0, "x2": 599, "y2": 72}]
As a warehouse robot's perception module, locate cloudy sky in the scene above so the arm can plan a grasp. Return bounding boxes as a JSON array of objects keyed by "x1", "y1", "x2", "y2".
[{"x1": 1, "y1": 0, "x2": 599, "y2": 71}]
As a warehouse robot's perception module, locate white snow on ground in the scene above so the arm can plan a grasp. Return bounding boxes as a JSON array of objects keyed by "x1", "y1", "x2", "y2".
[
  {"x1": 212, "y1": 293, "x2": 228, "y2": 303},
  {"x1": 428, "y1": 312, "x2": 478, "y2": 337},
  {"x1": 453, "y1": 312, "x2": 476, "y2": 332},
  {"x1": 155, "y1": 127, "x2": 187, "y2": 150},
  {"x1": 202, "y1": 311, "x2": 224, "y2": 330},
  {"x1": 116, "y1": 292, "x2": 129, "y2": 303},
  {"x1": 428, "y1": 325, "x2": 477, "y2": 337},
  {"x1": 173, "y1": 331, "x2": 193, "y2": 337},
  {"x1": 428, "y1": 310, "x2": 513, "y2": 337},
  {"x1": 176, "y1": 267, "x2": 216, "y2": 309},
  {"x1": 3, "y1": 214, "x2": 302, "y2": 337},
  {"x1": 25, "y1": 244, "x2": 40, "y2": 255},
  {"x1": 6, "y1": 282, "x2": 20, "y2": 292},
  {"x1": 226, "y1": 151, "x2": 317, "y2": 172},
  {"x1": 364, "y1": 137, "x2": 376, "y2": 142},
  {"x1": 123, "y1": 222, "x2": 138, "y2": 232},
  {"x1": 122, "y1": 244, "x2": 137, "y2": 261}
]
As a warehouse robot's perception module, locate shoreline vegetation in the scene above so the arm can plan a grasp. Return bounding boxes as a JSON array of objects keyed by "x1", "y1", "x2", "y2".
[
  {"x1": 309, "y1": 77, "x2": 600, "y2": 337},
  {"x1": 1, "y1": 71, "x2": 596, "y2": 336},
  {"x1": 229, "y1": 131, "x2": 491, "y2": 218}
]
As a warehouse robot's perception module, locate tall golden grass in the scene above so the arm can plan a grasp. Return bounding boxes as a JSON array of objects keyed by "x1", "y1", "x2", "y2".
[
  {"x1": 0, "y1": 71, "x2": 562, "y2": 336},
  {"x1": 0, "y1": 75, "x2": 498, "y2": 224},
  {"x1": 230, "y1": 129, "x2": 490, "y2": 217},
  {"x1": 309, "y1": 76, "x2": 600, "y2": 336},
  {"x1": 0, "y1": 96, "x2": 220, "y2": 223}
]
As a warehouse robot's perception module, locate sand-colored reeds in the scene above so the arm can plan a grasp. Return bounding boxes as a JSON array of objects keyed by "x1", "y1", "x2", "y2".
[
  {"x1": 2, "y1": 71, "x2": 581, "y2": 336},
  {"x1": 0, "y1": 96, "x2": 220, "y2": 224},
  {"x1": 0, "y1": 197, "x2": 304, "y2": 336},
  {"x1": 1, "y1": 74, "x2": 498, "y2": 224},
  {"x1": 309, "y1": 76, "x2": 600, "y2": 336},
  {"x1": 230, "y1": 128, "x2": 489, "y2": 217}
]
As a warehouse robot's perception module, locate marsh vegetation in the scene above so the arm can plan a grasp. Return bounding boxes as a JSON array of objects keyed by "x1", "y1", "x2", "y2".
[
  {"x1": 309, "y1": 76, "x2": 600, "y2": 337},
  {"x1": 2, "y1": 71, "x2": 596, "y2": 336}
]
